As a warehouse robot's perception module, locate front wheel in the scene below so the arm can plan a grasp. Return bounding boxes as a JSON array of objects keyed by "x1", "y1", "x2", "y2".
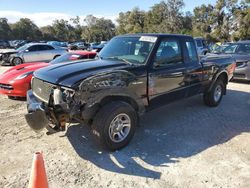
[
  {"x1": 203, "y1": 79, "x2": 225, "y2": 107},
  {"x1": 12, "y1": 57, "x2": 23, "y2": 65},
  {"x1": 92, "y1": 101, "x2": 138, "y2": 151}
]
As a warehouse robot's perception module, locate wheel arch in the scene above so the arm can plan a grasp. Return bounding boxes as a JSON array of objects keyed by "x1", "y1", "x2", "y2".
[
  {"x1": 82, "y1": 94, "x2": 145, "y2": 125},
  {"x1": 99, "y1": 95, "x2": 140, "y2": 112},
  {"x1": 208, "y1": 71, "x2": 228, "y2": 94},
  {"x1": 217, "y1": 72, "x2": 228, "y2": 85}
]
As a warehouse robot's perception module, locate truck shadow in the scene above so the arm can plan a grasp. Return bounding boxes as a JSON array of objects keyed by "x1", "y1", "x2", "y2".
[{"x1": 66, "y1": 89, "x2": 250, "y2": 179}]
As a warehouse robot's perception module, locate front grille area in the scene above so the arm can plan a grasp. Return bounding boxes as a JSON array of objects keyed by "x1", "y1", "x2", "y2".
[
  {"x1": 0, "y1": 83, "x2": 13, "y2": 90},
  {"x1": 32, "y1": 77, "x2": 55, "y2": 103}
]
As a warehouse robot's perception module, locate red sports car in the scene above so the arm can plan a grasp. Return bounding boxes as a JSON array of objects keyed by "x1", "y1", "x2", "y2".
[{"x1": 0, "y1": 50, "x2": 96, "y2": 98}]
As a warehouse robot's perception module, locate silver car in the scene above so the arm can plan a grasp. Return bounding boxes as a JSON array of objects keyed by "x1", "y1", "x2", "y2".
[
  {"x1": 223, "y1": 41, "x2": 250, "y2": 81},
  {"x1": 9, "y1": 43, "x2": 67, "y2": 65}
]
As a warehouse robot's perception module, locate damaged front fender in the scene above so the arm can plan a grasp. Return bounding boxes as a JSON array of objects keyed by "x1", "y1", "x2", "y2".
[{"x1": 73, "y1": 70, "x2": 146, "y2": 118}]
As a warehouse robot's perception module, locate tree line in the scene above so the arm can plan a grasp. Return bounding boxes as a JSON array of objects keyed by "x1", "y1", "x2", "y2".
[{"x1": 0, "y1": 0, "x2": 249, "y2": 43}]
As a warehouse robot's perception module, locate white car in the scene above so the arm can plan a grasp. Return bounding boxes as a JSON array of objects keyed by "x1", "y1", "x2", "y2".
[{"x1": 5, "y1": 43, "x2": 67, "y2": 65}]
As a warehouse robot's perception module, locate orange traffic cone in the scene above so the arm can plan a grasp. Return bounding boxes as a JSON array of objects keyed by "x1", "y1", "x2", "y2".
[{"x1": 28, "y1": 152, "x2": 49, "y2": 188}]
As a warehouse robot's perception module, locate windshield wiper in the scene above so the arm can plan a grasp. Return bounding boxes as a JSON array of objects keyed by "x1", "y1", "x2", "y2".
[{"x1": 105, "y1": 57, "x2": 133, "y2": 65}]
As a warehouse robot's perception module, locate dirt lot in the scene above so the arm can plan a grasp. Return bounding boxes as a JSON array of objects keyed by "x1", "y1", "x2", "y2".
[{"x1": 0, "y1": 65, "x2": 250, "y2": 188}]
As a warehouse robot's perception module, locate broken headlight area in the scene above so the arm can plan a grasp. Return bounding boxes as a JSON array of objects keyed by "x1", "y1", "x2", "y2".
[
  {"x1": 50, "y1": 86, "x2": 76, "y2": 108},
  {"x1": 45, "y1": 86, "x2": 83, "y2": 133}
]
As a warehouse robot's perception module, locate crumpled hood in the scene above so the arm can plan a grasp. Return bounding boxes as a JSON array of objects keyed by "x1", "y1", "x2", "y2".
[{"x1": 33, "y1": 59, "x2": 129, "y2": 88}]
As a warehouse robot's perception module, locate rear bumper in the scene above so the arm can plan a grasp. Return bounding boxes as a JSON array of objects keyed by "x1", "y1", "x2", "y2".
[{"x1": 25, "y1": 90, "x2": 49, "y2": 131}]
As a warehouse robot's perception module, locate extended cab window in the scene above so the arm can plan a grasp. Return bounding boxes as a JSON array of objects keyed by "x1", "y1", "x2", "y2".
[
  {"x1": 185, "y1": 41, "x2": 198, "y2": 62},
  {"x1": 154, "y1": 39, "x2": 182, "y2": 68}
]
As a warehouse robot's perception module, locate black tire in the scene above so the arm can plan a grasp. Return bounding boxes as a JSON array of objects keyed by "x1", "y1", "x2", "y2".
[
  {"x1": 8, "y1": 96, "x2": 15, "y2": 100},
  {"x1": 92, "y1": 101, "x2": 138, "y2": 151},
  {"x1": 8, "y1": 96, "x2": 26, "y2": 101},
  {"x1": 203, "y1": 79, "x2": 225, "y2": 107},
  {"x1": 12, "y1": 57, "x2": 23, "y2": 65}
]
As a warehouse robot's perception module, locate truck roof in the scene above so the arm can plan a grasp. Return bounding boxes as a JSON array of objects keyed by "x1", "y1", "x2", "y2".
[{"x1": 117, "y1": 33, "x2": 193, "y2": 39}]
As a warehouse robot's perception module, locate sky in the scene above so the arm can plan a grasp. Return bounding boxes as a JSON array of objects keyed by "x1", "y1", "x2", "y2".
[{"x1": 0, "y1": 0, "x2": 217, "y2": 27}]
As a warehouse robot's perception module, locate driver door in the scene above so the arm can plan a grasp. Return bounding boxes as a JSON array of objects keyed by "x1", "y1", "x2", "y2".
[
  {"x1": 23, "y1": 45, "x2": 41, "y2": 62},
  {"x1": 148, "y1": 37, "x2": 188, "y2": 108}
]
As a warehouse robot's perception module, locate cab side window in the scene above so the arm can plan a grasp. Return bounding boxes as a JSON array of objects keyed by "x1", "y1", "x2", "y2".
[
  {"x1": 185, "y1": 41, "x2": 198, "y2": 62},
  {"x1": 154, "y1": 39, "x2": 182, "y2": 68}
]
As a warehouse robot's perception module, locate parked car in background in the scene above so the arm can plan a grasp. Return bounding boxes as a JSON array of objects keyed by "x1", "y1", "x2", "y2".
[
  {"x1": 210, "y1": 42, "x2": 235, "y2": 54},
  {"x1": 47, "y1": 41, "x2": 68, "y2": 48},
  {"x1": 91, "y1": 42, "x2": 108, "y2": 52},
  {"x1": 0, "y1": 40, "x2": 11, "y2": 49},
  {"x1": 194, "y1": 37, "x2": 209, "y2": 55},
  {"x1": 25, "y1": 34, "x2": 235, "y2": 150},
  {"x1": 90, "y1": 42, "x2": 100, "y2": 48},
  {"x1": 68, "y1": 42, "x2": 89, "y2": 50},
  {"x1": 1, "y1": 43, "x2": 67, "y2": 66},
  {"x1": 222, "y1": 40, "x2": 250, "y2": 81},
  {"x1": 0, "y1": 50, "x2": 97, "y2": 98},
  {"x1": 0, "y1": 48, "x2": 17, "y2": 64},
  {"x1": 10, "y1": 40, "x2": 32, "y2": 49}
]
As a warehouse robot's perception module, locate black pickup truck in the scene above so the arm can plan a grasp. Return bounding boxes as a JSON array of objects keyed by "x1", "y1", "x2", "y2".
[{"x1": 25, "y1": 34, "x2": 236, "y2": 150}]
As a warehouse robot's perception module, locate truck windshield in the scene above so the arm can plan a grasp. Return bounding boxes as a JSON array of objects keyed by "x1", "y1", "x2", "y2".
[{"x1": 99, "y1": 36, "x2": 157, "y2": 65}]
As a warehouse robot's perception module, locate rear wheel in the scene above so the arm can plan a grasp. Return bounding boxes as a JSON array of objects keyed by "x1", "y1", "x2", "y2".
[
  {"x1": 92, "y1": 101, "x2": 138, "y2": 151},
  {"x1": 12, "y1": 57, "x2": 23, "y2": 66},
  {"x1": 203, "y1": 79, "x2": 225, "y2": 107}
]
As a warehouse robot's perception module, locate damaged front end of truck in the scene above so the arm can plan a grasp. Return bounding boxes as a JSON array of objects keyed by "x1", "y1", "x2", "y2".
[
  {"x1": 25, "y1": 83, "x2": 77, "y2": 134},
  {"x1": 25, "y1": 70, "x2": 143, "y2": 134}
]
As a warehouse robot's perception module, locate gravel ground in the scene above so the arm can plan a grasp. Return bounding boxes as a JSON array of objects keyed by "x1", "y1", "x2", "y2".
[{"x1": 0, "y1": 65, "x2": 250, "y2": 188}]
